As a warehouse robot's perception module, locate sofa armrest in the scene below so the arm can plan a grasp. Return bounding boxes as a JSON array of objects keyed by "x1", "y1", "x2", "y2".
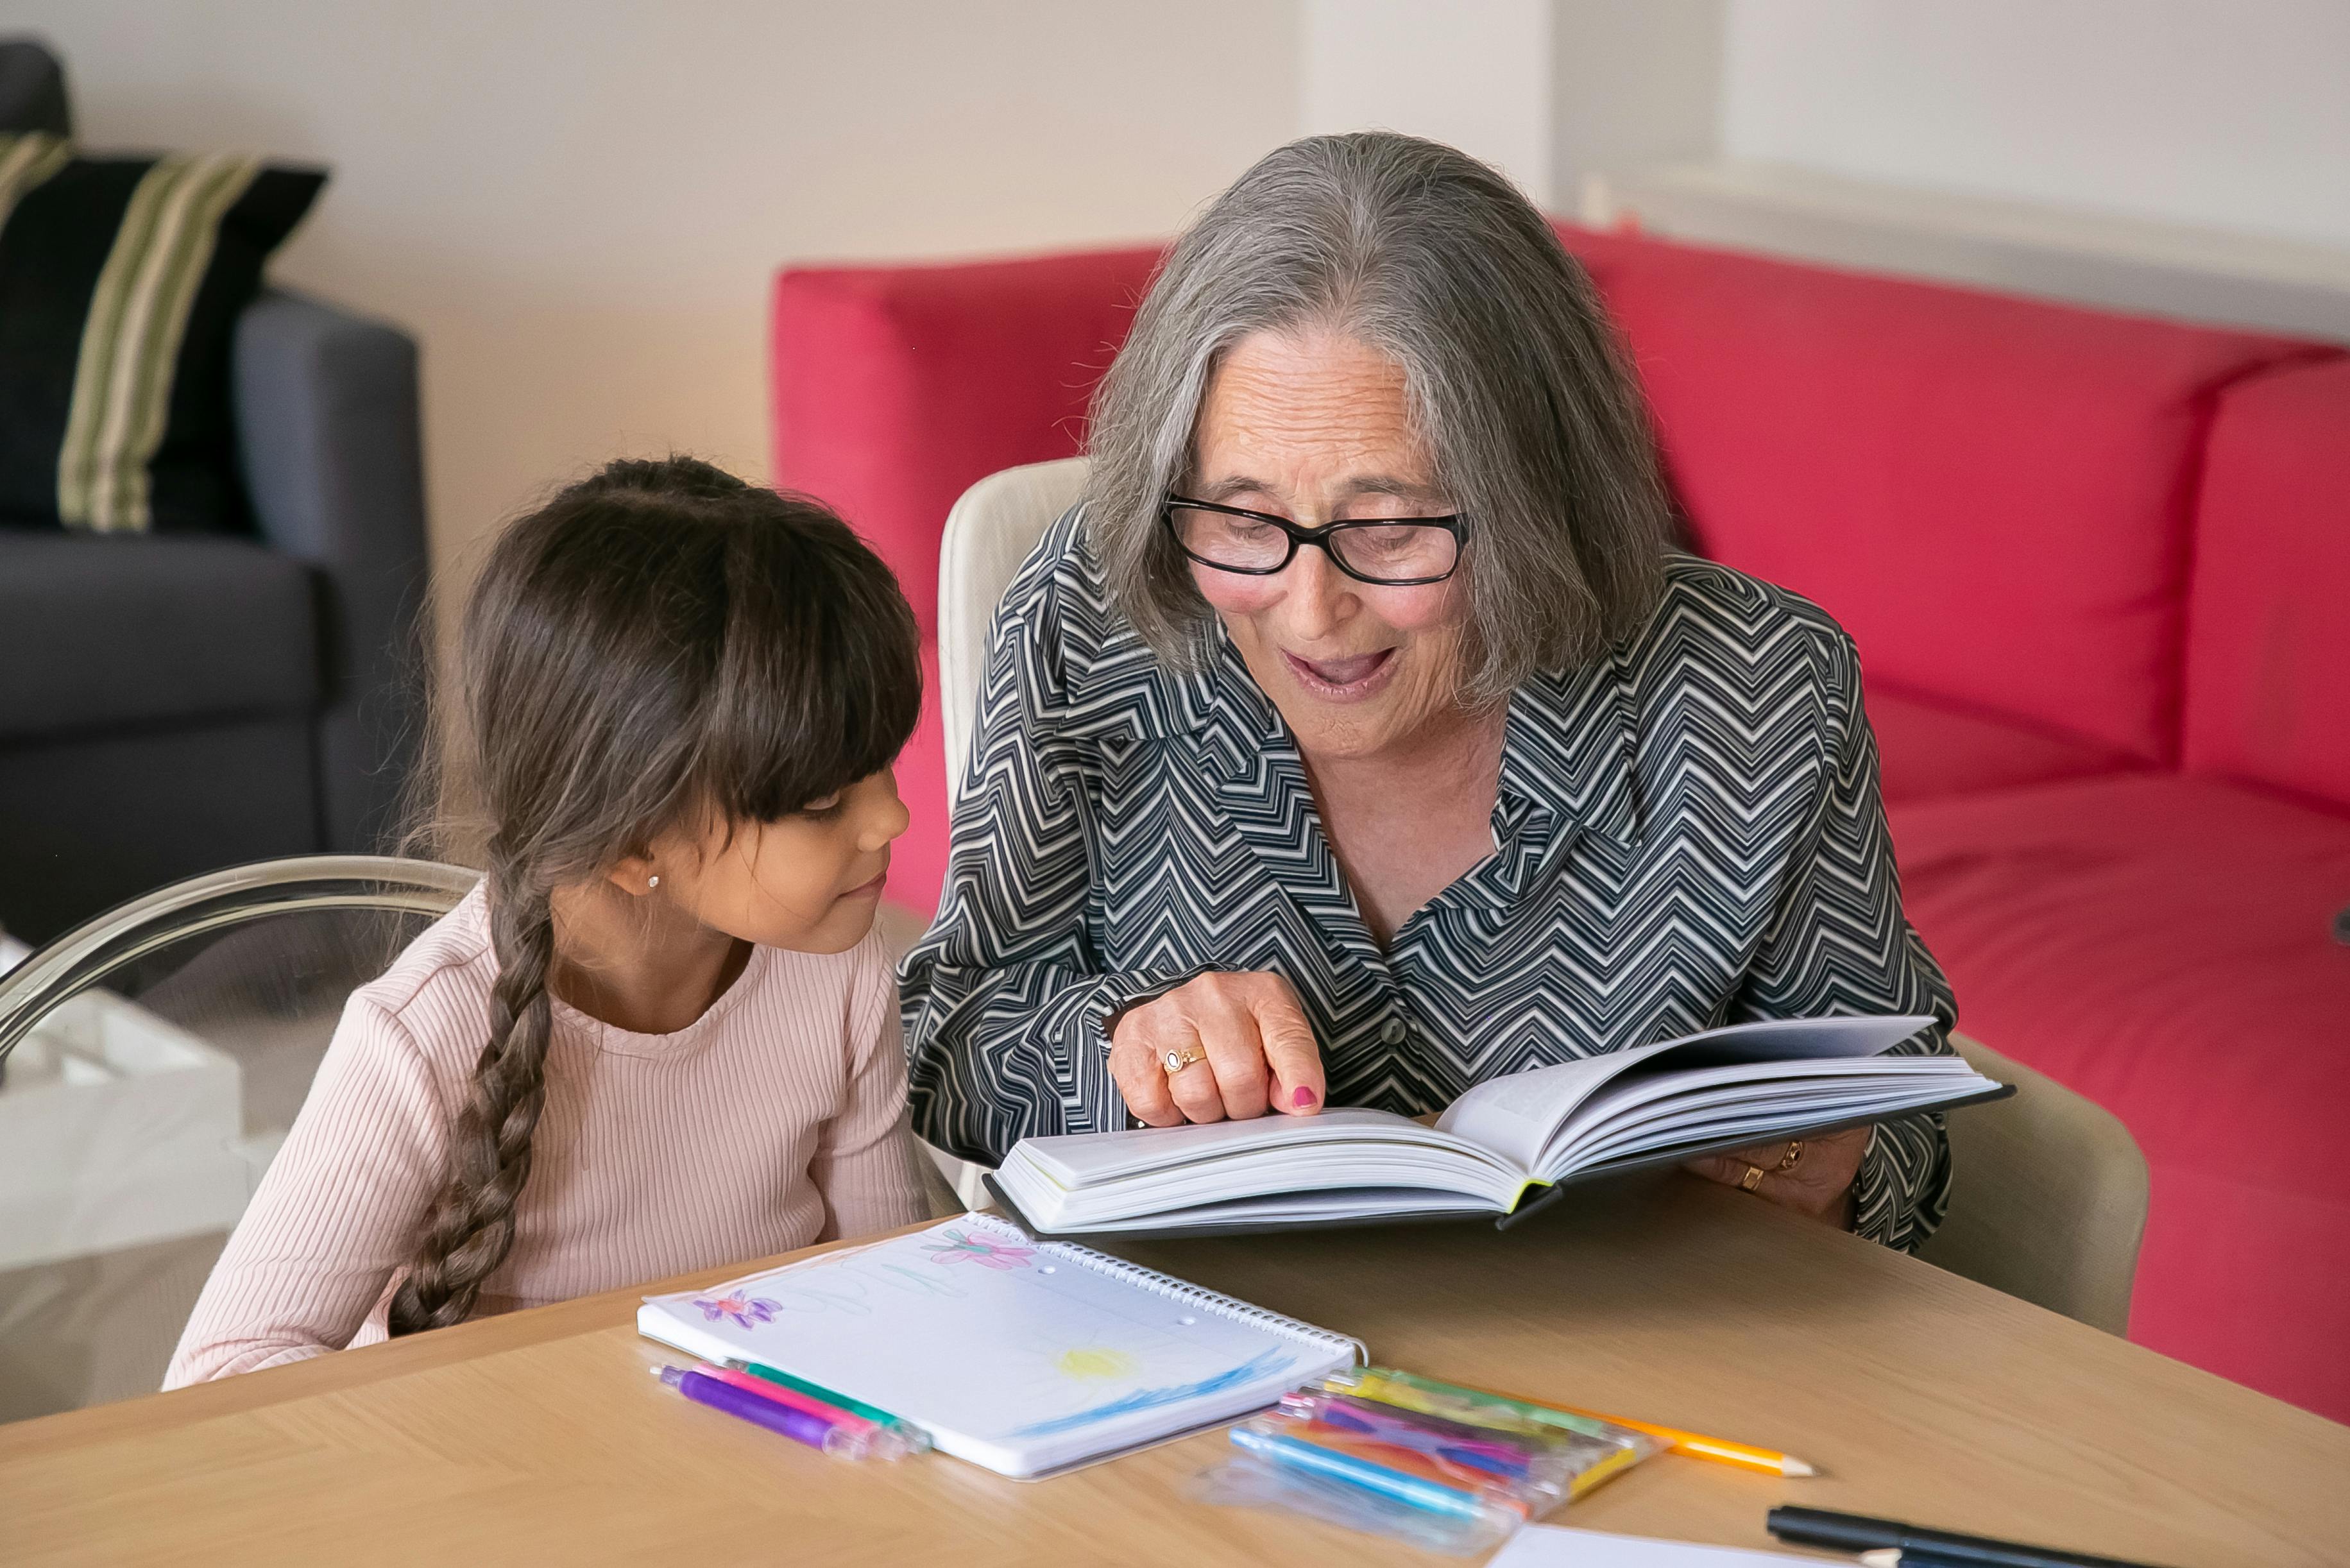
[{"x1": 232, "y1": 286, "x2": 429, "y2": 855}]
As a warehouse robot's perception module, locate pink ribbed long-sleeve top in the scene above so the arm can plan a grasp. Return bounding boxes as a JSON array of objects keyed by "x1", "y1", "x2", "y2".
[{"x1": 166, "y1": 887, "x2": 931, "y2": 1386}]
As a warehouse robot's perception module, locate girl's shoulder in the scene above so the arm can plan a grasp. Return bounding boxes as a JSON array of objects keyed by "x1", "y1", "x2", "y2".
[
  {"x1": 339, "y1": 888, "x2": 901, "y2": 1068},
  {"x1": 343, "y1": 882, "x2": 500, "y2": 1058}
]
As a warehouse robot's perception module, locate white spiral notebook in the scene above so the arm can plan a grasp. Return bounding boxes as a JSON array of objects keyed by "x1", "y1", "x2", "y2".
[{"x1": 636, "y1": 1214, "x2": 1365, "y2": 1478}]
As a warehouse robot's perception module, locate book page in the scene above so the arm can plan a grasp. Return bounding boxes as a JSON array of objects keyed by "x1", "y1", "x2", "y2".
[
  {"x1": 1017, "y1": 1107, "x2": 1503, "y2": 1184},
  {"x1": 1436, "y1": 1015, "x2": 1938, "y2": 1172},
  {"x1": 1538, "y1": 1054, "x2": 1971, "y2": 1170},
  {"x1": 1049, "y1": 1186, "x2": 1500, "y2": 1234},
  {"x1": 1006, "y1": 1109, "x2": 1526, "y2": 1227},
  {"x1": 1435, "y1": 1048, "x2": 1671, "y2": 1169}
]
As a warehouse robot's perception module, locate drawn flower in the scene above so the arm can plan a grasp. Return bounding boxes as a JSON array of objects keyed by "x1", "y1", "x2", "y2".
[
  {"x1": 692, "y1": 1292, "x2": 783, "y2": 1329},
  {"x1": 922, "y1": 1228, "x2": 1035, "y2": 1270}
]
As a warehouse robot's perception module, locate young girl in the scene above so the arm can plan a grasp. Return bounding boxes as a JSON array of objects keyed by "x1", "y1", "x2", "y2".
[{"x1": 167, "y1": 457, "x2": 933, "y2": 1383}]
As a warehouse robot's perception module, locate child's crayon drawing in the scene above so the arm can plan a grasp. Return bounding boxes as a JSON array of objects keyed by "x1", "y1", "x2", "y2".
[
  {"x1": 1007, "y1": 1347, "x2": 1297, "y2": 1438},
  {"x1": 1055, "y1": 1345, "x2": 1139, "y2": 1381},
  {"x1": 921, "y1": 1227, "x2": 1035, "y2": 1270},
  {"x1": 690, "y1": 1291, "x2": 783, "y2": 1329},
  {"x1": 651, "y1": 1220, "x2": 1334, "y2": 1462},
  {"x1": 689, "y1": 1252, "x2": 974, "y2": 1323}
]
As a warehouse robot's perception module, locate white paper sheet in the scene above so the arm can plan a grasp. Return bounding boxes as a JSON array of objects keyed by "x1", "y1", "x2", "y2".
[{"x1": 1487, "y1": 1524, "x2": 1834, "y2": 1567}]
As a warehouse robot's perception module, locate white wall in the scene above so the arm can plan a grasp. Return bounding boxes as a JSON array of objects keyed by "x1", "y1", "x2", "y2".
[
  {"x1": 1298, "y1": 0, "x2": 1555, "y2": 202},
  {"x1": 1721, "y1": 0, "x2": 2350, "y2": 251},
  {"x1": 1551, "y1": 0, "x2": 1723, "y2": 214},
  {"x1": 13, "y1": 1, "x2": 1300, "y2": 590},
  {"x1": 24, "y1": 0, "x2": 2348, "y2": 594}
]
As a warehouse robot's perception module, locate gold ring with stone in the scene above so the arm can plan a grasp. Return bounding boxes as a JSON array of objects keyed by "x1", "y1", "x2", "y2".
[
  {"x1": 1162, "y1": 1044, "x2": 1208, "y2": 1075},
  {"x1": 1739, "y1": 1163, "x2": 1768, "y2": 1192}
]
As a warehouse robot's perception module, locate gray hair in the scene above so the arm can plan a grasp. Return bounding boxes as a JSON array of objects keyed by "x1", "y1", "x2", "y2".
[{"x1": 1084, "y1": 131, "x2": 1671, "y2": 703}]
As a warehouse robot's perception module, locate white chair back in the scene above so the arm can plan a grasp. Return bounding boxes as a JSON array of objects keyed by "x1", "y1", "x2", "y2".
[
  {"x1": 1919, "y1": 1034, "x2": 2150, "y2": 1334},
  {"x1": 937, "y1": 456, "x2": 1091, "y2": 801},
  {"x1": 921, "y1": 457, "x2": 1092, "y2": 1207}
]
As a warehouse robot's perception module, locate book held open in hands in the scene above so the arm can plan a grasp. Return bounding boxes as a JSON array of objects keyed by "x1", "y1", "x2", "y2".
[{"x1": 987, "y1": 1015, "x2": 2010, "y2": 1238}]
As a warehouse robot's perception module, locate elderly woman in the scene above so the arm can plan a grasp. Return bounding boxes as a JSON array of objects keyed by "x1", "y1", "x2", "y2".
[{"x1": 902, "y1": 132, "x2": 1957, "y2": 1250}]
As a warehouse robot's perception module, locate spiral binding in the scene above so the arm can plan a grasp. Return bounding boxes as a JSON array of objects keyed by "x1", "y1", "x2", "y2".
[{"x1": 964, "y1": 1213, "x2": 1368, "y2": 1366}]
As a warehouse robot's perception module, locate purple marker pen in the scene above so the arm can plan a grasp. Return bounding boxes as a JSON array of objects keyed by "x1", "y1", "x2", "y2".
[{"x1": 654, "y1": 1365, "x2": 901, "y2": 1460}]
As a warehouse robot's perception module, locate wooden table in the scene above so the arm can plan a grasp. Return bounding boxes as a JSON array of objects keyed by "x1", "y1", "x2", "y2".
[{"x1": 4, "y1": 1173, "x2": 2343, "y2": 1567}]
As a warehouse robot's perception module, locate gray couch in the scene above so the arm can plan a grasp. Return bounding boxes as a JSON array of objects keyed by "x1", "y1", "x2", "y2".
[{"x1": 0, "y1": 40, "x2": 427, "y2": 940}]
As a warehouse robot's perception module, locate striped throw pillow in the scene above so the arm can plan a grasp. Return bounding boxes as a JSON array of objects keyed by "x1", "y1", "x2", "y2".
[{"x1": 0, "y1": 133, "x2": 325, "y2": 533}]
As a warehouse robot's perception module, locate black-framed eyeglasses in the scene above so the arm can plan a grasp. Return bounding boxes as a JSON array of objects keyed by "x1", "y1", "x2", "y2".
[{"x1": 1162, "y1": 497, "x2": 1467, "y2": 586}]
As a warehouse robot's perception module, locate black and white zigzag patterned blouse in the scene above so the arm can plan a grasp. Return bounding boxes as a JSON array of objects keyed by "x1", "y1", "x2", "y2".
[{"x1": 903, "y1": 508, "x2": 1960, "y2": 1252}]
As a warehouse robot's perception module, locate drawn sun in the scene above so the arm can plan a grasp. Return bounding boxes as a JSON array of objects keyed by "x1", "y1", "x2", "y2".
[{"x1": 1056, "y1": 1345, "x2": 1139, "y2": 1381}]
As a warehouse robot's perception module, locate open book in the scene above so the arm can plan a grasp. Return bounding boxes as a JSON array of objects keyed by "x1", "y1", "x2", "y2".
[{"x1": 988, "y1": 1015, "x2": 2009, "y2": 1238}]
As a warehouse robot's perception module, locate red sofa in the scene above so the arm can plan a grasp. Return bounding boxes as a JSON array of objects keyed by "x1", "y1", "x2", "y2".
[{"x1": 771, "y1": 229, "x2": 2350, "y2": 1422}]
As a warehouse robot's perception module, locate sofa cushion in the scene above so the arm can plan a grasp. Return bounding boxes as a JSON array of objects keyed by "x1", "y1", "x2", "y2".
[
  {"x1": 1558, "y1": 225, "x2": 2317, "y2": 765},
  {"x1": 0, "y1": 135, "x2": 325, "y2": 533},
  {"x1": 2182, "y1": 354, "x2": 2350, "y2": 812},
  {"x1": 772, "y1": 246, "x2": 1161, "y2": 640},
  {"x1": 1889, "y1": 774, "x2": 2350, "y2": 1419},
  {"x1": 0, "y1": 717, "x2": 319, "y2": 941},
  {"x1": 889, "y1": 637, "x2": 949, "y2": 910},
  {"x1": 1868, "y1": 681, "x2": 2144, "y2": 805},
  {"x1": 0, "y1": 531, "x2": 318, "y2": 740}
]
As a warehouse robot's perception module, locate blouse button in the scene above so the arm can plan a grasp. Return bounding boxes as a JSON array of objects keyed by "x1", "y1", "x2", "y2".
[{"x1": 1379, "y1": 1018, "x2": 1406, "y2": 1044}]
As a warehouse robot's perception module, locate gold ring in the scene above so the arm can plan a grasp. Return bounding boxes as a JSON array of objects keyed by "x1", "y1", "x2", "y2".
[
  {"x1": 1775, "y1": 1140, "x2": 1805, "y2": 1173},
  {"x1": 1162, "y1": 1044, "x2": 1207, "y2": 1075},
  {"x1": 1739, "y1": 1163, "x2": 1767, "y2": 1192}
]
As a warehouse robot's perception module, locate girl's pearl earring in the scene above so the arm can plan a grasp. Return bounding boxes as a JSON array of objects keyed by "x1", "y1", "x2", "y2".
[{"x1": 647, "y1": 874, "x2": 660, "y2": 890}]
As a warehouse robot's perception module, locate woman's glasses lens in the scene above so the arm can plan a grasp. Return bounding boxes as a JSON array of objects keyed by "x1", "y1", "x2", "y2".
[
  {"x1": 1167, "y1": 506, "x2": 1460, "y2": 584},
  {"x1": 1327, "y1": 520, "x2": 1459, "y2": 582},
  {"x1": 1168, "y1": 504, "x2": 1291, "y2": 571}
]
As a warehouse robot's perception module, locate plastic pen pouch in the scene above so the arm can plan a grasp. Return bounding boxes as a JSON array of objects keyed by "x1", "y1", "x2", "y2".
[
  {"x1": 1193, "y1": 1421, "x2": 1532, "y2": 1557},
  {"x1": 1256, "y1": 1405, "x2": 1542, "y2": 1512},
  {"x1": 1322, "y1": 1368, "x2": 1660, "y2": 1497},
  {"x1": 1273, "y1": 1391, "x2": 1583, "y2": 1502},
  {"x1": 1192, "y1": 1375, "x2": 1664, "y2": 1555}
]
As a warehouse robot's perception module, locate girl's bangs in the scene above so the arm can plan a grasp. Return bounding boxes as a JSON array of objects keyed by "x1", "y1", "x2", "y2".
[{"x1": 699, "y1": 518, "x2": 923, "y2": 824}]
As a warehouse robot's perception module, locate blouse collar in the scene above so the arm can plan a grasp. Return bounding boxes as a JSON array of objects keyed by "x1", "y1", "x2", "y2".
[{"x1": 1062, "y1": 611, "x2": 1648, "y2": 867}]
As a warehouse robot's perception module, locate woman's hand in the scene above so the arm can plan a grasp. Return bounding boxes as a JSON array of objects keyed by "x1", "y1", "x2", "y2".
[
  {"x1": 1109, "y1": 971, "x2": 1327, "y2": 1127},
  {"x1": 1683, "y1": 1127, "x2": 1870, "y2": 1228}
]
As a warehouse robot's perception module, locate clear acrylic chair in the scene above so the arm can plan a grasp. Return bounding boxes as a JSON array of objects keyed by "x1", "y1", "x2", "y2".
[{"x1": 0, "y1": 855, "x2": 476, "y2": 1422}]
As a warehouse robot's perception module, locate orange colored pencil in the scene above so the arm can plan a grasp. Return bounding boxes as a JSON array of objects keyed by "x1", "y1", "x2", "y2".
[{"x1": 1462, "y1": 1381, "x2": 1819, "y2": 1478}]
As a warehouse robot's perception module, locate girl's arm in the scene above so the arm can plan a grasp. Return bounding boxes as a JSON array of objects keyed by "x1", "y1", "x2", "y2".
[
  {"x1": 807, "y1": 932, "x2": 933, "y2": 1242},
  {"x1": 164, "y1": 994, "x2": 450, "y2": 1386}
]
